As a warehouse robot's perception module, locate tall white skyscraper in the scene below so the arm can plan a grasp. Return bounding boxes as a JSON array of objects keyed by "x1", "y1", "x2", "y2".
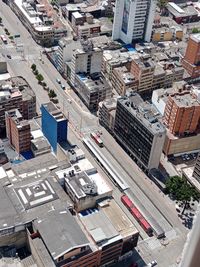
[{"x1": 112, "y1": 0, "x2": 156, "y2": 44}]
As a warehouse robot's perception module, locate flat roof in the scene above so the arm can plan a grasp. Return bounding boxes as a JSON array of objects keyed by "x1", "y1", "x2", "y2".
[
  {"x1": 118, "y1": 93, "x2": 166, "y2": 135},
  {"x1": 13, "y1": 178, "x2": 58, "y2": 210},
  {"x1": 34, "y1": 210, "x2": 89, "y2": 260},
  {"x1": 42, "y1": 102, "x2": 67, "y2": 122},
  {"x1": 73, "y1": 11, "x2": 83, "y2": 19},
  {"x1": 14, "y1": 0, "x2": 42, "y2": 25},
  {"x1": 190, "y1": 33, "x2": 200, "y2": 43},
  {"x1": 80, "y1": 209, "x2": 119, "y2": 244},
  {"x1": 168, "y1": 2, "x2": 185, "y2": 14},
  {"x1": 0, "y1": 187, "x2": 18, "y2": 231},
  {"x1": 98, "y1": 199, "x2": 138, "y2": 238},
  {"x1": 76, "y1": 74, "x2": 110, "y2": 93},
  {"x1": 31, "y1": 129, "x2": 44, "y2": 139}
]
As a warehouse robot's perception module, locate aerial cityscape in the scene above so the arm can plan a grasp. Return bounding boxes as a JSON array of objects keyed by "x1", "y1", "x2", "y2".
[{"x1": 0, "y1": 0, "x2": 200, "y2": 266}]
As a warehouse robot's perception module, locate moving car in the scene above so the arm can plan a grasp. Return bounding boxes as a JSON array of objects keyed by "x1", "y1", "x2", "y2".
[{"x1": 56, "y1": 78, "x2": 61, "y2": 84}]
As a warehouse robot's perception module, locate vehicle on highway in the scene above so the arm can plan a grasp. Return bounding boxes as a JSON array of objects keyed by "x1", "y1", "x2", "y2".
[
  {"x1": 121, "y1": 195, "x2": 153, "y2": 236},
  {"x1": 61, "y1": 84, "x2": 65, "y2": 90},
  {"x1": 56, "y1": 78, "x2": 61, "y2": 84},
  {"x1": 0, "y1": 34, "x2": 7, "y2": 44},
  {"x1": 147, "y1": 260, "x2": 157, "y2": 267},
  {"x1": 90, "y1": 132, "x2": 104, "y2": 147},
  {"x1": 67, "y1": 99, "x2": 72, "y2": 104},
  {"x1": 7, "y1": 55, "x2": 11, "y2": 59}
]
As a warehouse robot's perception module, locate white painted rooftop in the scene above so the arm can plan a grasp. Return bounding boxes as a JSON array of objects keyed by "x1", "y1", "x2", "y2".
[
  {"x1": 89, "y1": 172, "x2": 112, "y2": 195},
  {"x1": 31, "y1": 129, "x2": 44, "y2": 139},
  {"x1": 0, "y1": 167, "x2": 7, "y2": 179}
]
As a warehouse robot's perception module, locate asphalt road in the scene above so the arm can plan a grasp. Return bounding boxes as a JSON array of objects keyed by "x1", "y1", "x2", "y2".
[{"x1": 0, "y1": 2, "x2": 189, "y2": 266}]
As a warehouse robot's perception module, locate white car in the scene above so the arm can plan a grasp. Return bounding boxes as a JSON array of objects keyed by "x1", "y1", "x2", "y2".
[
  {"x1": 147, "y1": 260, "x2": 157, "y2": 267},
  {"x1": 56, "y1": 78, "x2": 61, "y2": 84}
]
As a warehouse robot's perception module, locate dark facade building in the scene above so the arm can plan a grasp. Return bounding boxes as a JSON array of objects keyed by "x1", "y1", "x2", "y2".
[
  {"x1": 41, "y1": 102, "x2": 68, "y2": 153},
  {"x1": 114, "y1": 93, "x2": 166, "y2": 170}
]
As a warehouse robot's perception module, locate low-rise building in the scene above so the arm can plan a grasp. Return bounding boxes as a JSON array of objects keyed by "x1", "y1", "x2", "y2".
[
  {"x1": 167, "y1": 2, "x2": 199, "y2": 24},
  {"x1": 63, "y1": 169, "x2": 112, "y2": 211},
  {"x1": 79, "y1": 198, "x2": 139, "y2": 266},
  {"x1": 163, "y1": 130, "x2": 200, "y2": 156},
  {"x1": 152, "y1": 26, "x2": 183, "y2": 42},
  {"x1": 11, "y1": 0, "x2": 67, "y2": 46}
]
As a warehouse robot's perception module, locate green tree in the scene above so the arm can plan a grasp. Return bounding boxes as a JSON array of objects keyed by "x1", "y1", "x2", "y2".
[
  {"x1": 192, "y1": 28, "x2": 200, "y2": 34},
  {"x1": 166, "y1": 176, "x2": 200, "y2": 214},
  {"x1": 157, "y1": 0, "x2": 168, "y2": 9},
  {"x1": 36, "y1": 74, "x2": 44, "y2": 84},
  {"x1": 48, "y1": 89, "x2": 57, "y2": 99},
  {"x1": 31, "y1": 64, "x2": 37, "y2": 72}
]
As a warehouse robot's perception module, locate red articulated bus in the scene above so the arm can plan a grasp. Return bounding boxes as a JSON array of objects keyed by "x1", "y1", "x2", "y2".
[
  {"x1": 121, "y1": 194, "x2": 153, "y2": 236},
  {"x1": 90, "y1": 132, "x2": 104, "y2": 147},
  {"x1": 130, "y1": 207, "x2": 143, "y2": 221},
  {"x1": 121, "y1": 195, "x2": 133, "y2": 209},
  {"x1": 139, "y1": 218, "x2": 153, "y2": 236}
]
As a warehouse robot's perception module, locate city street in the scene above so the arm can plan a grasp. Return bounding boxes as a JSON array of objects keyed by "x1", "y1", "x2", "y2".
[{"x1": 0, "y1": 1, "x2": 189, "y2": 266}]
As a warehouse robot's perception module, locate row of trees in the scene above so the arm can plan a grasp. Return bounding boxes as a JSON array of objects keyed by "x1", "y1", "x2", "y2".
[
  {"x1": 166, "y1": 176, "x2": 200, "y2": 215},
  {"x1": 31, "y1": 64, "x2": 57, "y2": 102}
]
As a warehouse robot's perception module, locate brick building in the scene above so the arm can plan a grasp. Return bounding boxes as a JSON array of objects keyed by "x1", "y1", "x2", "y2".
[
  {"x1": 0, "y1": 77, "x2": 36, "y2": 137},
  {"x1": 130, "y1": 55, "x2": 155, "y2": 95},
  {"x1": 163, "y1": 91, "x2": 200, "y2": 136},
  {"x1": 182, "y1": 34, "x2": 200, "y2": 78},
  {"x1": 5, "y1": 109, "x2": 31, "y2": 154}
]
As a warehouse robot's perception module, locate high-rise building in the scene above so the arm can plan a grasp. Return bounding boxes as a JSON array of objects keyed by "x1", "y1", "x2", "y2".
[
  {"x1": 112, "y1": 0, "x2": 156, "y2": 44},
  {"x1": 163, "y1": 91, "x2": 200, "y2": 136},
  {"x1": 41, "y1": 102, "x2": 68, "y2": 153},
  {"x1": 182, "y1": 34, "x2": 200, "y2": 78},
  {"x1": 114, "y1": 93, "x2": 166, "y2": 170},
  {"x1": 68, "y1": 39, "x2": 103, "y2": 87},
  {"x1": 130, "y1": 55, "x2": 155, "y2": 94},
  {"x1": 0, "y1": 77, "x2": 36, "y2": 137},
  {"x1": 67, "y1": 39, "x2": 111, "y2": 111},
  {"x1": 5, "y1": 109, "x2": 31, "y2": 154}
]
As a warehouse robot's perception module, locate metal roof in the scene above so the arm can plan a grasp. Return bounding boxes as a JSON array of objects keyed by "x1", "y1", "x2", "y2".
[{"x1": 34, "y1": 210, "x2": 89, "y2": 260}]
